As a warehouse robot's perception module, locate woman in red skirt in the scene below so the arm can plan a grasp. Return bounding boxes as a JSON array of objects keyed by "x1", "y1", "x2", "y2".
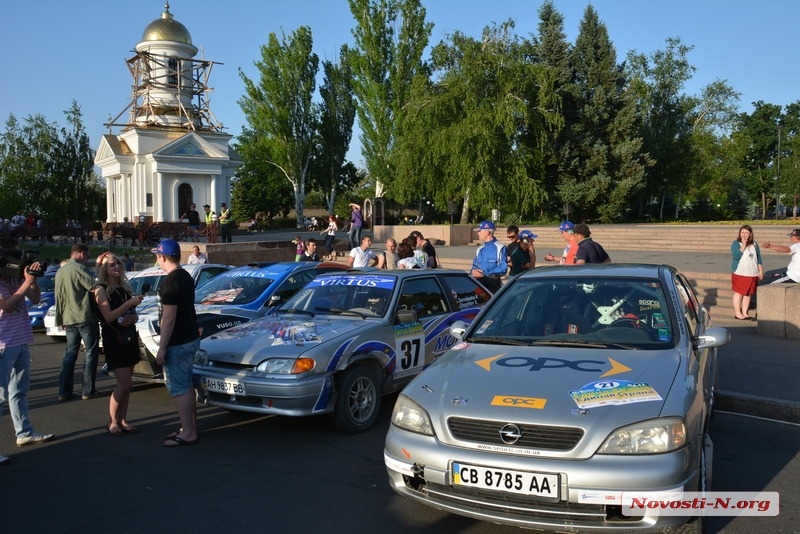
[{"x1": 730, "y1": 225, "x2": 764, "y2": 320}]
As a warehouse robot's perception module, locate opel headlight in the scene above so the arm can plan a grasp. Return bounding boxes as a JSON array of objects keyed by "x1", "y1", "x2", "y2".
[
  {"x1": 256, "y1": 358, "x2": 315, "y2": 374},
  {"x1": 598, "y1": 417, "x2": 686, "y2": 454},
  {"x1": 194, "y1": 349, "x2": 208, "y2": 365},
  {"x1": 391, "y1": 395, "x2": 434, "y2": 436},
  {"x1": 46, "y1": 307, "x2": 56, "y2": 317}
]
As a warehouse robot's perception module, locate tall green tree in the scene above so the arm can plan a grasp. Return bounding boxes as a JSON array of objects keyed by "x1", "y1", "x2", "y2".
[
  {"x1": 778, "y1": 101, "x2": 800, "y2": 213},
  {"x1": 311, "y1": 45, "x2": 358, "y2": 214},
  {"x1": 232, "y1": 129, "x2": 295, "y2": 222},
  {"x1": 686, "y1": 80, "x2": 742, "y2": 216},
  {"x1": 238, "y1": 26, "x2": 319, "y2": 227},
  {"x1": 348, "y1": 0, "x2": 432, "y2": 197},
  {"x1": 738, "y1": 101, "x2": 782, "y2": 217},
  {"x1": 628, "y1": 37, "x2": 701, "y2": 219},
  {"x1": 0, "y1": 101, "x2": 102, "y2": 224},
  {"x1": 530, "y1": 1, "x2": 573, "y2": 216},
  {"x1": 393, "y1": 21, "x2": 559, "y2": 223},
  {"x1": 560, "y1": 6, "x2": 649, "y2": 222}
]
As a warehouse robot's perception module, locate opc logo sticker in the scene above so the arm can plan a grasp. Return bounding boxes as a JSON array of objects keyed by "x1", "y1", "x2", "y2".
[
  {"x1": 491, "y1": 395, "x2": 547, "y2": 409},
  {"x1": 475, "y1": 354, "x2": 631, "y2": 378}
]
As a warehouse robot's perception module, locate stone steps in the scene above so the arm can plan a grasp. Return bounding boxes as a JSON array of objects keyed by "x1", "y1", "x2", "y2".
[{"x1": 488, "y1": 224, "x2": 795, "y2": 253}]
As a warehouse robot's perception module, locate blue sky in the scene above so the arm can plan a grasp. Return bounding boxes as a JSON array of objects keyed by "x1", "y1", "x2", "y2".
[{"x1": 1, "y1": 0, "x2": 797, "y2": 166}]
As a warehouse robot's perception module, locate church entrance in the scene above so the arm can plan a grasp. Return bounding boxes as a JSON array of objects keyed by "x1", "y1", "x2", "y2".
[{"x1": 178, "y1": 183, "x2": 194, "y2": 220}]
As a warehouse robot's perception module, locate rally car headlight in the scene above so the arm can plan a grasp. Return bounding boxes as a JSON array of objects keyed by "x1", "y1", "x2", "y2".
[
  {"x1": 256, "y1": 358, "x2": 315, "y2": 374},
  {"x1": 46, "y1": 307, "x2": 56, "y2": 317},
  {"x1": 391, "y1": 395, "x2": 434, "y2": 436},
  {"x1": 194, "y1": 350, "x2": 208, "y2": 365},
  {"x1": 598, "y1": 417, "x2": 686, "y2": 454}
]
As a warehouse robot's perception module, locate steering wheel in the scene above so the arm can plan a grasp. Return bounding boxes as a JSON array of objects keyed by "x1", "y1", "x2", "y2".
[{"x1": 607, "y1": 317, "x2": 657, "y2": 335}]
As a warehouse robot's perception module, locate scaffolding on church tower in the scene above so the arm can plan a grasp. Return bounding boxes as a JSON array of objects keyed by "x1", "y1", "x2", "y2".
[{"x1": 105, "y1": 50, "x2": 224, "y2": 133}]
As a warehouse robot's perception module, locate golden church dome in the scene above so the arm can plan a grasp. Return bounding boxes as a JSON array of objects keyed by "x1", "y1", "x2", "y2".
[{"x1": 141, "y1": 2, "x2": 192, "y2": 45}]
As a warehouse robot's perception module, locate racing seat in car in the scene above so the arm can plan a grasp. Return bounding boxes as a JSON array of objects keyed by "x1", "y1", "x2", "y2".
[{"x1": 541, "y1": 288, "x2": 593, "y2": 335}]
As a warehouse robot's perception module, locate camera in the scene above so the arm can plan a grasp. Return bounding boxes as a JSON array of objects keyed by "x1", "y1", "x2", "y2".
[{"x1": 0, "y1": 249, "x2": 43, "y2": 279}]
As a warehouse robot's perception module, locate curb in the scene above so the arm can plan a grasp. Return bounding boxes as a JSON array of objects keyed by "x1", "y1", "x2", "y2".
[{"x1": 716, "y1": 390, "x2": 800, "y2": 423}]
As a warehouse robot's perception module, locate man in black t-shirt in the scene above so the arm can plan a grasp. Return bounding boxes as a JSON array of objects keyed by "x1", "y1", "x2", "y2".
[
  {"x1": 179, "y1": 204, "x2": 201, "y2": 242},
  {"x1": 573, "y1": 224, "x2": 611, "y2": 264},
  {"x1": 152, "y1": 239, "x2": 200, "y2": 447},
  {"x1": 409, "y1": 230, "x2": 439, "y2": 268}
]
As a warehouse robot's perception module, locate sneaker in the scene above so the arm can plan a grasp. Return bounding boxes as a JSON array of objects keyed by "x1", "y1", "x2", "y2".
[
  {"x1": 16, "y1": 432, "x2": 55, "y2": 447},
  {"x1": 82, "y1": 391, "x2": 102, "y2": 400},
  {"x1": 0, "y1": 454, "x2": 8, "y2": 466},
  {"x1": 58, "y1": 394, "x2": 77, "y2": 402}
]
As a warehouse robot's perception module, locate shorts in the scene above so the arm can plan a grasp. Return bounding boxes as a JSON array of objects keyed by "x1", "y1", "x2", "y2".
[
  {"x1": 163, "y1": 339, "x2": 200, "y2": 397},
  {"x1": 731, "y1": 273, "x2": 758, "y2": 295}
]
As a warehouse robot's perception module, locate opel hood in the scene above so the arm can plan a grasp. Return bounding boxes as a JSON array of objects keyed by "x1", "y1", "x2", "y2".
[{"x1": 403, "y1": 342, "x2": 687, "y2": 458}]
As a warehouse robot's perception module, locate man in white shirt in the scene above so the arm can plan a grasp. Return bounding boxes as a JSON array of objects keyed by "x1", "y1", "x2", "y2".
[
  {"x1": 348, "y1": 235, "x2": 377, "y2": 268},
  {"x1": 187, "y1": 246, "x2": 208, "y2": 264},
  {"x1": 765, "y1": 229, "x2": 800, "y2": 283}
]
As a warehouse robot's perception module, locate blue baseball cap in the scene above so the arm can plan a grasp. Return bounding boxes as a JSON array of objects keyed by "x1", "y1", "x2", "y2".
[
  {"x1": 475, "y1": 220, "x2": 496, "y2": 231},
  {"x1": 519, "y1": 230, "x2": 537, "y2": 240},
  {"x1": 558, "y1": 221, "x2": 574, "y2": 232},
  {"x1": 151, "y1": 239, "x2": 181, "y2": 256}
]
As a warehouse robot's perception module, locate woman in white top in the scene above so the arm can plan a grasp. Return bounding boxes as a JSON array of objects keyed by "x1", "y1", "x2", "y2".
[
  {"x1": 729, "y1": 224, "x2": 763, "y2": 320},
  {"x1": 320, "y1": 215, "x2": 338, "y2": 261},
  {"x1": 396, "y1": 242, "x2": 421, "y2": 269}
]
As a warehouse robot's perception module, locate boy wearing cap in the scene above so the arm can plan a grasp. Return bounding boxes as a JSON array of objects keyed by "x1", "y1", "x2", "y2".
[
  {"x1": 764, "y1": 229, "x2": 800, "y2": 284},
  {"x1": 471, "y1": 221, "x2": 508, "y2": 293},
  {"x1": 544, "y1": 221, "x2": 578, "y2": 265},
  {"x1": 151, "y1": 240, "x2": 200, "y2": 447},
  {"x1": 510, "y1": 230, "x2": 537, "y2": 275}
]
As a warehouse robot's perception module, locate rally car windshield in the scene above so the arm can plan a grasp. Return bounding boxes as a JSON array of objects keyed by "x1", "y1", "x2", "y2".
[
  {"x1": 468, "y1": 277, "x2": 674, "y2": 350},
  {"x1": 281, "y1": 275, "x2": 396, "y2": 318}
]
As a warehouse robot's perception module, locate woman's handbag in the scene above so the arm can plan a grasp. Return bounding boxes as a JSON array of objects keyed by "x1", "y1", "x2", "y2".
[{"x1": 114, "y1": 326, "x2": 137, "y2": 345}]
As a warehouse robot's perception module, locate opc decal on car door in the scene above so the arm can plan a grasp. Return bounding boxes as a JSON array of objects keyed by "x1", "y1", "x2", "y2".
[{"x1": 393, "y1": 322, "x2": 425, "y2": 378}]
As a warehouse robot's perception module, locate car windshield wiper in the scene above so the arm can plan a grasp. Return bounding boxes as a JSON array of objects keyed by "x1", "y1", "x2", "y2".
[
  {"x1": 282, "y1": 308, "x2": 315, "y2": 318},
  {"x1": 467, "y1": 336, "x2": 531, "y2": 346},
  {"x1": 314, "y1": 307, "x2": 367, "y2": 318},
  {"x1": 532, "y1": 339, "x2": 637, "y2": 350}
]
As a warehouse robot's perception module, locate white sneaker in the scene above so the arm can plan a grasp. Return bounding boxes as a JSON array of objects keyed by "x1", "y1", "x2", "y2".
[
  {"x1": 16, "y1": 432, "x2": 55, "y2": 447},
  {"x1": 0, "y1": 454, "x2": 9, "y2": 465}
]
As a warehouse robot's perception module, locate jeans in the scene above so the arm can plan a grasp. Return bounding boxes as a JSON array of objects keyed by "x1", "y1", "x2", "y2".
[
  {"x1": 0, "y1": 344, "x2": 34, "y2": 438},
  {"x1": 348, "y1": 225, "x2": 362, "y2": 250},
  {"x1": 164, "y1": 339, "x2": 200, "y2": 397},
  {"x1": 59, "y1": 322, "x2": 100, "y2": 396},
  {"x1": 324, "y1": 234, "x2": 336, "y2": 256}
]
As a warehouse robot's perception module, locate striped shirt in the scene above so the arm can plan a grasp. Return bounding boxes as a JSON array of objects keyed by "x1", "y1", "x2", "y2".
[{"x1": 0, "y1": 279, "x2": 34, "y2": 349}]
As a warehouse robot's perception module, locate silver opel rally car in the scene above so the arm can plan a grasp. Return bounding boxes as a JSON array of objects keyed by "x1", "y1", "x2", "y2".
[
  {"x1": 193, "y1": 270, "x2": 492, "y2": 433},
  {"x1": 384, "y1": 264, "x2": 729, "y2": 532}
]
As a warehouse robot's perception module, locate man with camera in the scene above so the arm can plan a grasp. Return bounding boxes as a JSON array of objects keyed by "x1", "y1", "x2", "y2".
[
  {"x1": 55, "y1": 244, "x2": 100, "y2": 401},
  {"x1": 0, "y1": 238, "x2": 55, "y2": 465}
]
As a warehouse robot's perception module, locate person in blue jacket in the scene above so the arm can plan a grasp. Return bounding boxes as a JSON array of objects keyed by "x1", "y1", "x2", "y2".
[{"x1": 470, "y1": 220, "x2": 508, "y2": 293}]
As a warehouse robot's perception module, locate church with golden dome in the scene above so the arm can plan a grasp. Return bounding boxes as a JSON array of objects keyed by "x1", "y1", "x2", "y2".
[{"x1": 95, "y1": 2, "x2": 240, "y2": 225}]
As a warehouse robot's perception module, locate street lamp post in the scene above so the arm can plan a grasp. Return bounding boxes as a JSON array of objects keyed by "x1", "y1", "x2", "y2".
[{"x1": 776, "y1": 123, "x2": 782, "y2": 220}]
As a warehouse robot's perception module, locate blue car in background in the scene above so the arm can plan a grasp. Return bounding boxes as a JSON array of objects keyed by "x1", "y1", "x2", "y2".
[
  {"x1": 27, "y1": 273, "x2": 56, "y2": 329},
  {"x1": 135, "y1": 261, "x2": 346, "y2": 382}
]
